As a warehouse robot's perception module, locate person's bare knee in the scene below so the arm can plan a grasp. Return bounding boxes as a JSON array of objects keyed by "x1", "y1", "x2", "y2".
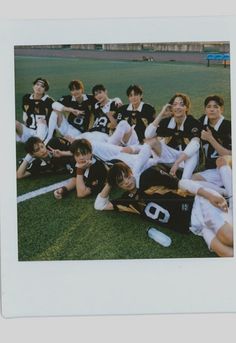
[
  {"x1": 217, "y1": 223, "x2": 233, "y2": 246},
  {"x1": 144, "y1": 137, "x2": 161, "y2": 155},
  {"x1": 210, "y1": 236, "x2": 234, "y2": 257},
  {"x1": 191, "y1": 173, "x2": 205, "y2": 181},
  {"x1": 16, "y1": 121, "x2": 23, "y2": 136},
  {"x1": 216, "y1": 156, "x2": 227, "y2": 169},
  {"x1": 122, "y1": 128, "x2": 132, "y2": 144}
]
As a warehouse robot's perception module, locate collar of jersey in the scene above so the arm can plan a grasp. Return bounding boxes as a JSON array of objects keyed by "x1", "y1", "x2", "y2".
[
  {"x1": 127, "y1": 101, "x2": 144, "y2": 112},
  {"x1": 30, "y1": 93, "x2": 48, "y2": 101},
  {"x1": 203, "y1": 114, "x2": 224, "y2": 131},
  {"x1": 167, "y1": 115, "x2": 187, "y2": 130},
  {"x1": 95, "y1": 99, "x2": 112, "y2": 113},
  {"x1": 72, "y1": 94, "x2": 88, "y2": 102}
]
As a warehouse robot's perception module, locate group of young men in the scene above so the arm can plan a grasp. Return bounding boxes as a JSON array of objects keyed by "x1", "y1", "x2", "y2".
[{"x1": 16, "y1": 77, "x2": 233, "y2": 257}]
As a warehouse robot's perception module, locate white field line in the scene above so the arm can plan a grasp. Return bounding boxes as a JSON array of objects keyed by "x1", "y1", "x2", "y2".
[{"x1": 17, "y1": 179, "x2": 72, "y2": 204}]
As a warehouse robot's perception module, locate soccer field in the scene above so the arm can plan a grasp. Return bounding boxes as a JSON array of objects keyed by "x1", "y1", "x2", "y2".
[{"x1": 15, "y1": 54, "x2": 231, "y2": 261}]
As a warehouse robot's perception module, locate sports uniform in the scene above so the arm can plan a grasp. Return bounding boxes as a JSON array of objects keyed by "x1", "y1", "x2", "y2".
[
  {"x1": 73, "y1": 157, "x2": 107, "y2": 195},
  {"x1": 96, "y1": 167, "x2": 232, "y2": 249},
  {"x1": 18, "y1": 93, "x2": 54, "y2": 142},
  {"x1": 24, "y1": 137, "x2": 75, "y2": 176},
  {"x1": 82, "y1": 99, "x2": 119, "y2": 143},
  {"x1": 110, "y1": 102, "x2": 155, "y2": 146},
  {"x1": 145, "y1": 115, "x2": 201, "y2": 178},
  {"x1": 56, "y1": 94, "x2": 95, "y2": 138},
  {"x1": 197, "y1": 114, "x2": 232, "y2": 184},
  {"x1": 92, "y1": 142, "x2": 156, "y2": 187},
  {"x1": 192, "y1": 114, "x2": 233, "y2": 211},
  {"x1": 200, "y1": 114, "x2": 231, "y2": 169},
  {"x1": 111, "y1": 168, "x2": 193, "y2": 233}
]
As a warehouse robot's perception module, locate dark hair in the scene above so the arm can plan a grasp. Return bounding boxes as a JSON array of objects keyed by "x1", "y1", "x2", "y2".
[
  {"x1": 69, "y1": 139, "x2": 92, "y2": 156},
  {"x1": 169, "y1": 93, "x2": 191, "y2": 113},
  {"x1": 126, "y1": 84, "x2": 143, "y2": 97},
  {"x1": 92, "y1": 84, "x2": 106, "y2": 95},
  {"x1": 68, "y1": 80, "x2": 84, "y2": 92},
  {"x1": 204, "y1": 95, "x2": 224, "y2": 107},
  {"x1": 33, "y1": 77, "x2": 49, "y2": 91},
  {"x1": 25, "y1": 136, "x2": 43, "y2": 155},
  {"x1": 107, "y1": 162, "x2": 132, "y2": 187}
]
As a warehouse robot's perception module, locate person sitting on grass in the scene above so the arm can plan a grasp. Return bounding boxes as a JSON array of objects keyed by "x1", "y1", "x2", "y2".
[
  {"x1": 81, "y1": 84, "x2": 122, "y2": 143},
  {"x1": 94, "y1": 162, "x2": 233, "y2": 257},
  {"x1": 192, "y1": 95, "x2": 232, "y2": 206},
  {"x1": 54, "y1": 138, "x2": 107, "y2": 199},
  {"x1": 16, "y1": 136, "x2": 75, "y2": 179},
  {"x1": 48, "y1": 80, "x2": 95, "y2": 142},
  {"x1": 16, "y1": 77, "x2": 55, "y2": 143},
  {"x1": 107, "y1": 84, "x2": 156, "y2": 150},
  {"x1": 145, "y1": 93, "x2": 201, "y2": 179}
]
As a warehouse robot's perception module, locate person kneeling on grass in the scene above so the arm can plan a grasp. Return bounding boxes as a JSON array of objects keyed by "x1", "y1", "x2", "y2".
[
  {"x1": 16, "y1": 136, "x2": 75, "y2": 179},
  {"x1": 94, "y1": 162, "x2": 233, "y2": 257},
  {"x1": 54, "y1": 138, "x2": 107, "y2": 199}
]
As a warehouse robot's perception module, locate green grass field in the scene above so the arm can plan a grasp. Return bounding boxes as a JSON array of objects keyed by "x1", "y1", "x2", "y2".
[{"x1": 15, "y1": 54, "x2": 231, "y2": 261}]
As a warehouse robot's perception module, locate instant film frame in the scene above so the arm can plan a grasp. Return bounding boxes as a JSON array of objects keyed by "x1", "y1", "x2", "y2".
[{"x1": 1, "y1": 16, "x2": 236, "y2": 318}]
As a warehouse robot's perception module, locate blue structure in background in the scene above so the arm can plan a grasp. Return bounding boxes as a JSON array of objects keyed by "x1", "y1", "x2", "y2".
[{"x1": 206, "y1": 53, "x2": 230, "y2": 67}]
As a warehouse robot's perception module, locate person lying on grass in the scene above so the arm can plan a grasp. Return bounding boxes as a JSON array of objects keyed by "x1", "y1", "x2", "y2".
[
  {"x1": 53, "y1": 138, "x2": 107, "y2": 199},
  {"x1": 16, "y1": 136, "x2": 75, "y2": 179},
  {"x1": 53, "y1": 132, "x2": 165, "y2": 199},
  {"x1": 94, "y1": 162, "x2": 233, "y2": 257}
]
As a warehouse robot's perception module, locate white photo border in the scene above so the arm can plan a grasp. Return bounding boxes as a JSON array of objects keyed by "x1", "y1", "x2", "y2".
[{"x1": 1, "y1": 16, "x2": 236, "y2": 318}]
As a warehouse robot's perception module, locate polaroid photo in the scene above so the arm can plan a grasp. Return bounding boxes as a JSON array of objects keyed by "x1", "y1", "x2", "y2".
[{"x1": 1, "y1": 16, "x2": 236, "y2": 318}]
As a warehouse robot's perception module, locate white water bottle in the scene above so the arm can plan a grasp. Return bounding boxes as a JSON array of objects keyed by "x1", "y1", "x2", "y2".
[{"x1": 147, "y1": 227, "x2": 172, "y2": 247}]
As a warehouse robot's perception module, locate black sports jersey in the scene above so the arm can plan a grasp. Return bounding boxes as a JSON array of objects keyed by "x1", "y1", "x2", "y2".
[
  {"x1": 90, "y1": 100, "x2": 118, "y2": 135},
  {"x1": 58, "y1": 94, "x2": 95, "y2": 133},
  {"x1": 156, "y1": 115, "x2": 201, "y2": 150},
  {"x1": 73, "y1": 157, "x2": 107, "y2": 195},
  {"x1": 26, "y1": 137, "x2": 75, "y2": 176},
  {"x1": 22, "y1": 93, "x2": 54, "y2": 129},
  {"x1": 111, "y1": 167, "x2": 193, "y2": 233},
  {"x1": 199, "y1": 114, "x2": 232, "y2": 169},
  {"x1": 115, "y1": 102, "x2": 155, "y2": 143}
]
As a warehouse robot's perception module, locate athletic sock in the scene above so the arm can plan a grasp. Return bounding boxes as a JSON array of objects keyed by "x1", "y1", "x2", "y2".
[
  {"x1": 218, "y1": 165, "x2": 233, "y2": 208},
  {"x1": 45, "y1": 110, "x2": 58, "y2": 144}
]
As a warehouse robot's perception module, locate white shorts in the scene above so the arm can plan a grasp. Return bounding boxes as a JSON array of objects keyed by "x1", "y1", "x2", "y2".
[
  {"x1": 196, "y1": 168, "x2": 223, "y2": 187},
  {"x1": 152, "y1": 141, "x2": 184, "y2": 167},
  {"x1": 17, "y1": 122, "x2": 48, "y2": 143},
  {"x1": 91, "y1": 141, "x2": 123, "y2": 161},
  {"x1": 190, "y1": 190, "x2": 232, "y2": 250},
  {"x1": 107, "y1": 120, "x2": 139, "y2": 146},
  {"x1": 91, "y1": 142, "x2": 154, "y2": 186},
  {"x1": 81, "y1": 131, "x2": 109, "y2": 143},
  {"x1": 58, "y1": 116, "x2": 82, "y2": 138}
]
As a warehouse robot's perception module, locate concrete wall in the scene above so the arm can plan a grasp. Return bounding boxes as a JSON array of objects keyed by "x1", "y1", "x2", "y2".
[{"x1": 16, "y1": 42, "x2": 230, "y2": 52}]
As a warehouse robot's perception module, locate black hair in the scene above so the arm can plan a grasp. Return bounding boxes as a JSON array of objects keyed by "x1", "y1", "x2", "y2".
[
  {"x1": 126, "y1": 84, "x2": 143, "y2": 97},
  {"x1": 204, "y1": 95, "x2": 224, "y2": 107},
  {"x1": 69, "y1": 139, "x2": 92, "y2": 156},
  {"x1": 25, "y1": 136, "x2": 43, "y2": 155},
  {"x1": 33, "y1": 77, "x2": 49, "y2": 91},
  {"x1": 92, "y1": 84, "x2": 106, "y2": 95},
  {"x1": 107, "y1": 162, "x2": 132, "y2": 187}
]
